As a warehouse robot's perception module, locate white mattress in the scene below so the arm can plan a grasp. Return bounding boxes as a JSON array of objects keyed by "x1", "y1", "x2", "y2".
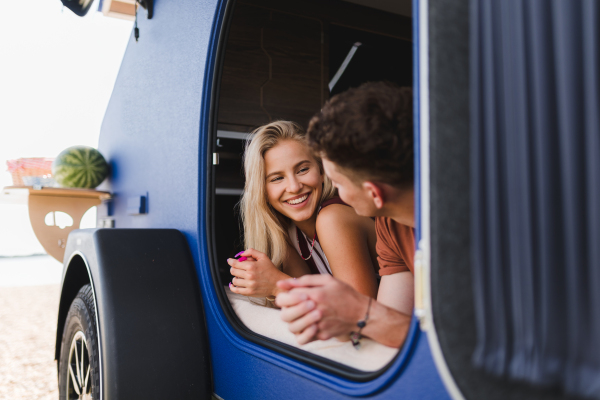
[{"x1": 225, "y1": 286, "x2": 398, "y2": 371}]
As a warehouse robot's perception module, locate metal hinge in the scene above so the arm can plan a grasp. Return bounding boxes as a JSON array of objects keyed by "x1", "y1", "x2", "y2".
[{"x1": 213, "y1": 153, "x2": 220, "y2": 165}]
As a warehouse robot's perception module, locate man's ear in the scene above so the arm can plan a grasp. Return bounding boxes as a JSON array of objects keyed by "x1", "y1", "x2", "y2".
[{"x1": 363, "y1": 181, "x2": 385, "y2": 209}]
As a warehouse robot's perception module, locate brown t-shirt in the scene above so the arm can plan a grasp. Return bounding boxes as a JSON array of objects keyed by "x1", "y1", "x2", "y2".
[{"x1": 375, "y1": 217, "x2": 415, "y2": 276}]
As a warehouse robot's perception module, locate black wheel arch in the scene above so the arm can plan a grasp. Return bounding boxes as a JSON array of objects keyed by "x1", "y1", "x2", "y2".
[
  {"x1": 55, "y1": 228, "x2": 212, "y2": 399},
  {"x1": 55, "y1": 252, "x2": 92, "y2": 365}
]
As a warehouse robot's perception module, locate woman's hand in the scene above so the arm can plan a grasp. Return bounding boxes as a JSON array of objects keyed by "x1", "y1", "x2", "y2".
[{"x1": 227, "y1": 248, "x2": 290, "y2": 298}]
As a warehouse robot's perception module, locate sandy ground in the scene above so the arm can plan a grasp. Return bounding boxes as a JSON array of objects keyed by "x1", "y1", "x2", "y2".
[
  {"x1": 0, "y1": 285, "x2": 60, "y2": 399},
  {"x1": 0, "y1": 255, "x2": 63, "y2": 400}
]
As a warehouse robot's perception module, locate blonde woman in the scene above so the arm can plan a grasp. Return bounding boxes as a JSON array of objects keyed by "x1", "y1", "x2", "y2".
[{"x1": 227, "y1": 121, "x2": 379, "y2": 306}]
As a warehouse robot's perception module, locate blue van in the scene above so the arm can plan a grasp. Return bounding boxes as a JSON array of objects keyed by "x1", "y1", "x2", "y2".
[{"x1": 54, "y1": 0, "x2": 600, "y2": 399}]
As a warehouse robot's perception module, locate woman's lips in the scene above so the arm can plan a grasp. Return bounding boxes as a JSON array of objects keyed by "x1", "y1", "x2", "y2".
[{"x1": 284, "y1": 192, "x2": 311, "y2": 207}]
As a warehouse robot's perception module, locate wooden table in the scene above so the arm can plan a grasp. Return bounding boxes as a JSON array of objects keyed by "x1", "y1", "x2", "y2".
[{"x1": 1, "y1": 186, "x2": 111, "y2": 263}]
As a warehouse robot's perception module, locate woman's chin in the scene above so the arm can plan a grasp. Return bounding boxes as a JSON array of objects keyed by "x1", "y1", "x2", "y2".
[
  {"x1": 289, "y1": 213, "x2": 312, "y2": 223},
  {"x1": 287, "y1": 203, "x2": 319, "y2": 222}
]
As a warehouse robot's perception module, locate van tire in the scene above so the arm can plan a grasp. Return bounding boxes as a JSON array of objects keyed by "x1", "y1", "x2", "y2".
[{"x1": 58, "y1": 284, "x2": 100, "y2": 400}]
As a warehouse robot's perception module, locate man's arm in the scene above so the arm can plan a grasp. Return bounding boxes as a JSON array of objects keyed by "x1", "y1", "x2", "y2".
[
  {"x1": 377, "y1": 272, "x2": 414, "y2": 315},
  {"x1": 276, "y1": 275, "x2": 412, "y2": 348},
  {"x1": 374, "y1": 218, "x2": 415, "y2": 315},
  {"x1": 354, "y1": 296, "x2": 412, "y2": 348}
]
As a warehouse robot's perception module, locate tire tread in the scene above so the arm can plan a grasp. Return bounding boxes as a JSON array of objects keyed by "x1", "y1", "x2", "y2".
[{"x1": 58, "y1": 284, "x2": 100, "y2": 400}]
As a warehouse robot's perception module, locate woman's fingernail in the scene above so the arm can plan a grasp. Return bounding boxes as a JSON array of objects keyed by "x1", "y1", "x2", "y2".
[
  {"x1": 239, "y1": 256, "x2": 247, "y2": 262},
  {"x1": 229, "y1": 282, "x2": 232, "y2": 289},
  {"x1": 235, "y1": 251, "x2": 244, "y2": 257}
]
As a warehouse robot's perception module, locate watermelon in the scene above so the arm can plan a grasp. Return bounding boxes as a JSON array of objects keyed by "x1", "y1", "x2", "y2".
[{"x1": 52, "y1": 146, "x2": 109, "y2": 189}]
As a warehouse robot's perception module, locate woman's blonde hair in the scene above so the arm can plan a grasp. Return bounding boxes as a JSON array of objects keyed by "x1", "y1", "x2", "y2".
[{"x1": 240, "y1": 121, "x2": 336, "y2": 269}]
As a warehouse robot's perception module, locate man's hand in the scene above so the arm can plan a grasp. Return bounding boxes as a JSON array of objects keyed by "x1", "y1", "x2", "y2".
[
  {"x1": 277, "y1": 274, "x2": 412, "y2": 348},
  {"x1": 276, "y1": 275, "x2": 369, "y2": 344},
  {"x1": 228, "y1": 248, "x2": 289, "y2": 298},
  {"x1": 274, "y1": 290, "x2": 320, "y2": 344}
]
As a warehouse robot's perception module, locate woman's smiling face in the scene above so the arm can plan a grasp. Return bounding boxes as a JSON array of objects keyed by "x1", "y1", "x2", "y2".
[{"x1": 264, "y1": 139, "x2": 324, "y2": 223}]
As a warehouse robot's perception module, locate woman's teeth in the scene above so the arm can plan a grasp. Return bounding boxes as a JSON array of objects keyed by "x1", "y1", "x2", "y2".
[{"x1": 287, "y1": 194, "x2": 308, "y2": 205}]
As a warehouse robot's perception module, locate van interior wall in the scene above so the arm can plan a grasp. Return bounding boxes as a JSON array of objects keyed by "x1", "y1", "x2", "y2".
[{"x1": 213, "y1": 0, "x2": 412, "y2": 286}]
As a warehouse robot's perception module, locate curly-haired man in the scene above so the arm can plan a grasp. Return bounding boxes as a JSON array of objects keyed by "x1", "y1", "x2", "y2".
[{"x1": 276, "y1": 82, "x2": 415, "y2": 348}]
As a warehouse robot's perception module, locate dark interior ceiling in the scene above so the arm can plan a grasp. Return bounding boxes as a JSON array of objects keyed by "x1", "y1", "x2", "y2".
[{"x1": 341, "y1": 0, "x2": 412, "y2": 16}]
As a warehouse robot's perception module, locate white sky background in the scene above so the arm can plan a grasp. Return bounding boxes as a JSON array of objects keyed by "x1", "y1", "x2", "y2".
[{"x1": 0, "y1": 0, "x2": 132, "y2": 256}]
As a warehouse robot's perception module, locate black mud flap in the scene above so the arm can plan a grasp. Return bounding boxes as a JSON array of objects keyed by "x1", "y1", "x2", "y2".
[{"x1": 60, "y1": 229, "x2": 211, "y2": 399}]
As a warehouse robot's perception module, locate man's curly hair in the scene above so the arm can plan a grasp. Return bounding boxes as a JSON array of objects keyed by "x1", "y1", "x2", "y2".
[{"x1": 307, "y1": 82, "x2": 413, "y2": 187}]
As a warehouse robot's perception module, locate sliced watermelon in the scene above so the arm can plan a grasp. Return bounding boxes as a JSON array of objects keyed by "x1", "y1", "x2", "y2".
[{"x1": 52, "y1": 146, "x2": 109, "y2": 189}]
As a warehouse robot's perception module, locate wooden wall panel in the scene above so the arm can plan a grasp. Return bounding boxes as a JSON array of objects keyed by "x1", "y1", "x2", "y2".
[
  {"x1": 217, "y1": 0, "x2": 411, "y2": 133},
  {"x1": 218, "y1": 4, "x2": 271, "y2": 131},
  {"x1": 217, "y1": 4, "x2": 326, "y2": 132},
  {"x1": 261, "y1": 14, "x2": 324, "y2": 126}
]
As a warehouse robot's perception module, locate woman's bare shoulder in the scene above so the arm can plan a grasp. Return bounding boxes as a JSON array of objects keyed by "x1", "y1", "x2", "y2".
[{"x1": 316, "y1": 203, "x2": 368, "y2": 232}]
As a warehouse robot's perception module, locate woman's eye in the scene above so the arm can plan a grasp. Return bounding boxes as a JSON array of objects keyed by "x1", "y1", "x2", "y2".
[
  {"x1": 298, "y1": 167, "x2": 309, "y2": 174},
  {"x1": 270, "y1": 176, "x2": 283, "y2": 183}
]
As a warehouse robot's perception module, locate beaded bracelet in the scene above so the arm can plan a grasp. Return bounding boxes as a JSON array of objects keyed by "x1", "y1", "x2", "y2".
[{"x1": 349, "y1": 297, "x2": 372, "y2": 350}]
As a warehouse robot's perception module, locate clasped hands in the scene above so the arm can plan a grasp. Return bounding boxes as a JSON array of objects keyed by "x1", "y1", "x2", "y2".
[{"x1": 275, "y1": 274, "x2": 370, "y2": 345}]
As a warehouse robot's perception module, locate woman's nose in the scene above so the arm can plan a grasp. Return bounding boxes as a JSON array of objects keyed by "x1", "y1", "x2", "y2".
[{"x1": 287, "y1": 176, "x2": 303, "y2": 193}]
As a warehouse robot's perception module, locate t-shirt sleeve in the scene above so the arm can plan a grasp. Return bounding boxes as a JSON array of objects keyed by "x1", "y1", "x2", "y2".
[{"x1": 376, "y1": 217, "x2": 410, "y2": 276}]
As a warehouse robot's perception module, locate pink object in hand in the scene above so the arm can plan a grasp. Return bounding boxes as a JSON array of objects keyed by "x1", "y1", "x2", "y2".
[{"x1": 238, "y1": 257, "x2": 247, "y2": 262}]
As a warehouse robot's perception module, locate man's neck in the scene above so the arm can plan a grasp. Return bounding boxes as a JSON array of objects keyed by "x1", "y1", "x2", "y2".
[{"x1": 382, "y1": 186, "x2": 414, "y2": 228}]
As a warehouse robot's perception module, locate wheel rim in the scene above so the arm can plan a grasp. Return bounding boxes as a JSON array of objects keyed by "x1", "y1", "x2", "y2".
[{"x1": 66, "y1": 331, "x2": 92, "y2": 400}]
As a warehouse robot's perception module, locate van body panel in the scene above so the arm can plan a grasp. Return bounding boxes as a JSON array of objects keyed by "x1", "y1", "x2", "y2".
[{"x1": 93, "y1": 0, "x2": 452, "y2": 397}]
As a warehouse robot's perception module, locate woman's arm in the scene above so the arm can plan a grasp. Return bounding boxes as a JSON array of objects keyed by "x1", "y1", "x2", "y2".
[{"x1": 316, "y1": 205, "x2": 378, "y2": 298}]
